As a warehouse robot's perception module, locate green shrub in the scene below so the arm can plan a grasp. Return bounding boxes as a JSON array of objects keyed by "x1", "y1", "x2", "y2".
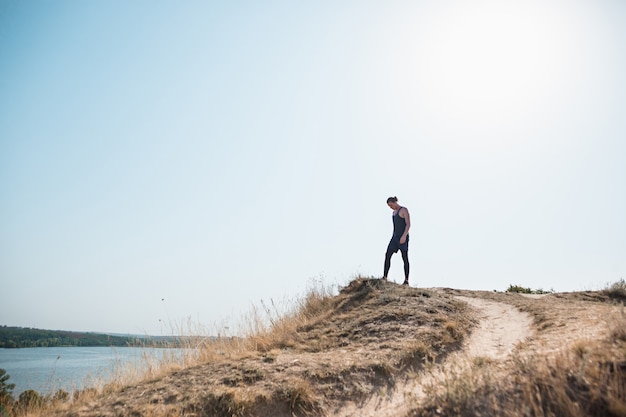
[
  {"x1": 0, "y1": 368, "x2": 15, "y2": 407},
  {"x1": 506, "y1": 284, "x2": 554, "y2": 295},
  {"x1": 506, "y1": 284, "x2": 532, "y2": 294},
  {"x1": 17, "y1": 389, "x2": 44, "y2": 410}
]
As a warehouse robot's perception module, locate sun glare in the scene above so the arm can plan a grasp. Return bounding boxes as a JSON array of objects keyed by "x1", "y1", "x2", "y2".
[{"x1": 408, "y1": 1, "x2": 572, "y2": 134}]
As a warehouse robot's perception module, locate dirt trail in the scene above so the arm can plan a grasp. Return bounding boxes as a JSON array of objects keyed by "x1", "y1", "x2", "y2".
[
  {"x1": 457, "y1": 296, "x2": 534, "y2": 360},
  {"x1": 334, "y1": 296, "x2": 534, "y2": 417}
]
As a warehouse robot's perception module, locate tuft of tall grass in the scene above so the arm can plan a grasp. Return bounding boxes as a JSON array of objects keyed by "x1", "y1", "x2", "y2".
[
  {"x1": 274, "y1": 379, "x2": 322, "y2": 416},
  {"x1": 241, "y1": 280, "x2": 336, "y2": 353},
  {"x1": 603, "y1": 278, "x2": 626, "y2": 302},
  {"x1": 184, "y1": 389, "x2": 253, "y2": 417},
  {"x1": 410, "y1": 324, "x2": 626, "y2": 417}
]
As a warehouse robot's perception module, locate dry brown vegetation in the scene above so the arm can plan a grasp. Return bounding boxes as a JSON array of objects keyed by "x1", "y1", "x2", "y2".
[
  {"x1": 410, "y1": 287, "x2": 626, "y2": 417},
  {"x1": 5, "y1": 277, "x2": 626, "y2": 417}
]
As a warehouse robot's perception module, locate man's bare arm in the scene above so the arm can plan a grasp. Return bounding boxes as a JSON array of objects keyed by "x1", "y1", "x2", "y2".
[{"x1": 400, "y1": 208, "x2": 411, "y2": 243}]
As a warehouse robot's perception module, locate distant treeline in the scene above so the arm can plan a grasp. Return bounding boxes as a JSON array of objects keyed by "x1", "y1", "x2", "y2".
[{"x1": 0, "y1": 326, "x2": 163, "y2": 348}]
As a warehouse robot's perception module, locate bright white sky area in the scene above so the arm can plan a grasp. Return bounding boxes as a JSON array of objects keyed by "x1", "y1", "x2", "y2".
[{"x1": 1, "y1": 0, "x2": 625, "y2": 335}]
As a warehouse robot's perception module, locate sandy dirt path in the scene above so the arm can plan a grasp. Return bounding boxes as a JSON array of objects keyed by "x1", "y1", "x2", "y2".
[
  {"x1": 457, "y1": 296, "x2": 534, "y2": 360},
  {"x1": 334, "y1": 296, "x2": 534, "y2": 417}
]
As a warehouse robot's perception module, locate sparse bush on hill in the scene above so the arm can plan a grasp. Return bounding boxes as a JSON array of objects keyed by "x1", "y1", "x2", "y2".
[
  {"x1": 17, "y1": 389, "x2": 44, "y2": 412},
  {"x1": 506, "y1": 284, "x2": 553, "y2": 294},
  {"x1": 603, "y1": 278, "x2": 626, "y2": 302},
  {"x1": 507, "y1": 284, "x2": 533, "y2": 294}
]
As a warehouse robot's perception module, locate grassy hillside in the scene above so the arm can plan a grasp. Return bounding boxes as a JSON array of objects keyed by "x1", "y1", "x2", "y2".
[{"x1": 3, "y1": 277, "x2": 625, "y2": 417}]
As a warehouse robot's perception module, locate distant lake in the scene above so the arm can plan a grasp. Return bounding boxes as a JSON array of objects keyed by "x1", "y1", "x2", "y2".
[{"x1": 0, "y1": 346, "x2": 187, "y2": 396}]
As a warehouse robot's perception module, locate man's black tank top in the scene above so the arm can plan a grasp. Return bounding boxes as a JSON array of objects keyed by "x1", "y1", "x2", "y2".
[{"x1": 392, "y1": 208, "x2": 407, "y2": 238}]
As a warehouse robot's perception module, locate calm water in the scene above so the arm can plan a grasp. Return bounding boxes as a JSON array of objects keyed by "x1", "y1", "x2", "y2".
[{"x1": 0, "y1": 346, "x2": 185, "y2": 396}]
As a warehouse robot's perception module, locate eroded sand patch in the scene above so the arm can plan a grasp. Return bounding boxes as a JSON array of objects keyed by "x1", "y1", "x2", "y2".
[{"x1": 335, "y1": 296, "x2": 534, "y2": 417}]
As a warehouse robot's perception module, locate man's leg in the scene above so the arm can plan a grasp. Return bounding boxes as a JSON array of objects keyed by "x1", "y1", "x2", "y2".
[
  {"x1": 383, "y1": 249, "x2": 393, "y2": 279},
  {"x1": 401, "y1": 249, "x2": 409, "y2": 284}
]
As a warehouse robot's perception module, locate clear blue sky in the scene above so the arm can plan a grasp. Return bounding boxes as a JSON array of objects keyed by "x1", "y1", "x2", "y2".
[{"x1": 1, "y1": 0, "x2": 625, "y2": 335}]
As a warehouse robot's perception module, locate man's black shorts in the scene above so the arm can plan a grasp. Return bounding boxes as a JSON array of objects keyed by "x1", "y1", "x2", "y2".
[{"x1": 387, "y1": 235, "x2": 409, "y2": 254}]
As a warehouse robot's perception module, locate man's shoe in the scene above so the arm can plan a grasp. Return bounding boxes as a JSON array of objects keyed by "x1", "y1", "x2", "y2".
[
  {"x1": 402, "y1": 280, "x2": 409, "y2": 286},
  {"x1": 382, "y1": 276, "x2": 388, "y2": 281}
]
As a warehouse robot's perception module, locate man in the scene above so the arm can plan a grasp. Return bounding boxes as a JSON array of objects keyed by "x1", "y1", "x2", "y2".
[{"x1": 382, "y1": 196, "x2": 411, "y2": 285}]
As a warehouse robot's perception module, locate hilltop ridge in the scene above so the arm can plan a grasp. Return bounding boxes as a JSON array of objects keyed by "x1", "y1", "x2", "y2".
[{"x1": 23, "y1": 278, "x2": 626, "y2": 416}]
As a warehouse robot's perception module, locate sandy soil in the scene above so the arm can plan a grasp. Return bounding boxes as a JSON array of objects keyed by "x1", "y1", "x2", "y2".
[
  {"x1": 458, "y1": 296, "x2": 534, "y2": 359},
  {"x1": 334, "y1": 295, "x2": 534, "y2": 417}
]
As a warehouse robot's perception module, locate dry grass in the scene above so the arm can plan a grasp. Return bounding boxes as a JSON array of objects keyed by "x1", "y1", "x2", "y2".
[
  {"x1": 603, "y1": 278, "x2": 626, "y2": 303},
  {"x1": 10, "y1": 278, "x2": 625, "y2": 417},
  {"x1": 410, "y1": 339, "x2": 626, "y2": 417},
  {"x1": 407, "y1": 288, "x2": 626, "y2": 417},
  {"x1": 242, "y1": 280, "x2": 336, "y2": 353},
  {"x1": 16, "y1": 277, "x2": 470, "y2": 417}
]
